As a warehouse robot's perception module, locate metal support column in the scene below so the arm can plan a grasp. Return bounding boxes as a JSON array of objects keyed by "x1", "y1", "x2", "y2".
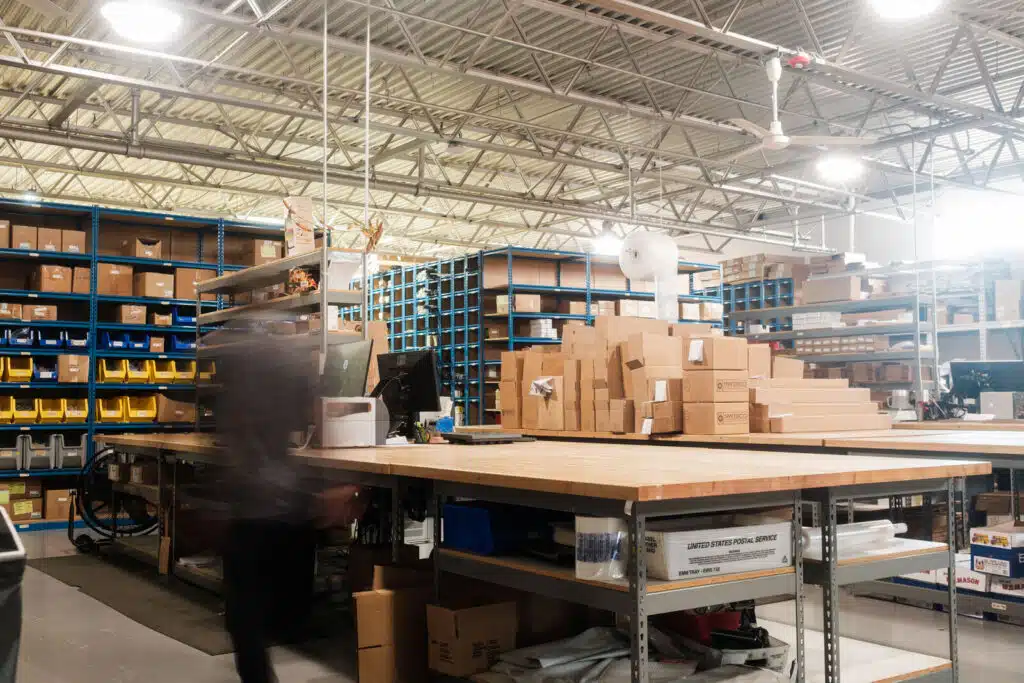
[
  {"x1": 627, "y1": 503, "x2": 648, "y2": 683},
  {"x1": 946, "y1": 478, "x2": 960, "y2": 682},
  {"x1": 433, "y1": 494, "x2": 443, "y2": 599},
  {"x1": 87, "y1": 207, "x2": 99, "y2": 461},
  {"x1": 817, "y1": 489, "x2": 840, "y2": 683},
  {"x1": 390, "y1": 480, "x2": 405, "y2": 563},
  {"x1": 792, "y1": 492, "x2": 805, "y2": 683}
]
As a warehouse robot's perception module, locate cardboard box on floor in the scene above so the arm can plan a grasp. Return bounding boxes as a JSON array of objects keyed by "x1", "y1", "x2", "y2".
[
  {"x1": 355, "y1": 562, "x2": 432, "y2": 683},
  {"x1": 536, "y1": 376, "x2": 566, "y2": 431},
  {"x1": 427, "y1": 601, "x2": 517, "y2": 677}
]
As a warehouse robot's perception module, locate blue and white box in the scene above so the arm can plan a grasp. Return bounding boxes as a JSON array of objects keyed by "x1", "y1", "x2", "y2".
[{"x1": 970, "y1": 524, "x2": 1024, "y2": 578}]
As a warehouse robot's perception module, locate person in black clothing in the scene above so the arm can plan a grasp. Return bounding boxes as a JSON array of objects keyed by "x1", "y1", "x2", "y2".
[{"x1": 216, "y1": 330, "x2": 366, "y2": 683}]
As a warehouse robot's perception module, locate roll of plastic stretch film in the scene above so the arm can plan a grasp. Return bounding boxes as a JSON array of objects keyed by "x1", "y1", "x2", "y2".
[
  {"x1": 802, "y1": 520, "x2": 908, "y2": 552},
  {"x1": 575, "y1": 516, "x2": 628, "y2": 581}
]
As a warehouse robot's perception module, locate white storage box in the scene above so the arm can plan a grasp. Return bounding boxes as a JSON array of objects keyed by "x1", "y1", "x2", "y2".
[
  {"x1": 645, "y1": 521, "x2": 791, "y2": 581},
  {"x1": 938, "y1": 553, "x2": 990, "y2": 593},
  {"x1": 990, "y1": 576, "x2": 1024, "y2": 599}
]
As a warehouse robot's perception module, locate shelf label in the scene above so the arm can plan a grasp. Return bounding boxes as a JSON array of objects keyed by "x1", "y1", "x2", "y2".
[
  {"x1": 27, "y1": 294, "x2": 37, "y2": 298},
  {"x1": 28, "y1": 253, "x2": 39, "y2": 258},
  {"x1": 160, "y1": 301, "x2": 171, "y2": 305},
  {"x1": 158, "y1": 386, "x2": 168, "y2": 390},
  {"x1": 163, "y1": 262, "x2": 172, "y2": 267},
  {"x1": 18, "y1": 473, "x2": 28, "y2": 479},
  {"x1": 19, "y1": 352, "x2": 28, "y2": 356},
  {"x1": 19, "y1": 427, "x2": 28, "y2": 431},
  {"x1": 158, "y1": 355, "x2": 167, "y2": 359},
  {"x1": 19, "y1": 385, "x2": 28, "y2": 389},
  {"x1": 991, "y1": 602, "x2": 1007, "y2": 612}
]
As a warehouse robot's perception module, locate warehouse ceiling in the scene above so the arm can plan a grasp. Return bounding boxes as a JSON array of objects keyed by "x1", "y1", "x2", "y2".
[{"x1": 0, "y1": 0, "x2": 1021, "y2": 257}]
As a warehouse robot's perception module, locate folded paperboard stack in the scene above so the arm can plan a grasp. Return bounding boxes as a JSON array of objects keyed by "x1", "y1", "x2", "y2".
[{"x1": 749, "y1": 356, "x2": 891, "y2": 433}]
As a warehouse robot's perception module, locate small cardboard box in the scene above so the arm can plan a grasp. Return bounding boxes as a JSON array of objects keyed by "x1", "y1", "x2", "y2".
[
  {"x1": 45, "y1": 489, "x2": 74, "y2": 521},
  {"x1": 97, "y1": 264, "x2": 134, "y2": 296},
  {"x1": 58, "y1": 355, "x2": 89, "y2": 383},
  {"x1": 748, "y1": 344, "x2": 771, "y2": 379},
  {"x1": 645, "y1": 520, "x2": 791, "y2": 580},
  {"x1": 580, "y1": 400, "x2": 596, "y2": 432},
  {"x1": 150, "y1": 336, "x2": 165, "y2": 353},
  {"x1": 625, "y1": 333, "x2": 681, "y2": 370},
  {"x1": 72, "y1": 267, "x2": 91, "y2": 294},
  {"x1": 500, "y1": 351, "x2": 524, "y2": 383},
  {"x1": 123, "y1": 237, "x2": 163, "y2": 259},
  {"x1": 0, "y1": 221, "x2": 8, "y2": 248},
  {"x1": 682, "y1": 370, "x2": 748, "y2": 403},
  {"x1": 62, "y1": 230, "x2": 86, "y2": 254},
  {"x1": 802, "y1": 276, "x2": 868, "y2": 304},
  {"x1": 32, "y1": 265, "x2": 72, "y2": 293},
  {"x1": 769, "y1": 413, "x2": 890, "y2": 433},
  {"x1": 150, "y1": 313, "x2": 172, "y2": 327},
  {"x1": 119, "y1": 304, "x2": 147, "y2": 324},
  {"x1": 495, "y1": 294, "x2": 543, "y2": 314},
  {"x1": 683, "y1": 403, "x2": 749, "y2": 435},
  {"x1": 681, "y1": 336, "x2": 748, "y2": 371},
  {"x1": 129, "y1": 463, "x2": 159, "y2": 485},
  {"x1": 0, "y1": 480, "x2": 42, "y2": 500},
  {"x1": 134, "y1": 272, "x2": 175, "y2": 299},
  {"x1": 156, "y1": 395, "x2": 196, "y2": 424},
  {"x1": 175, "y1": 267, "x2": 215, "y2": 301},
  {"x1": 427, "y1": 601, "x2": 517, "y2": 677},
  {"x1": 11, "y1": 225, "x2": 36, "y2": 250},
  {"x1": 535, "y1": 377, "x2": 565, "y2": 431},
  {"x1": 24, "y1": 304, "x2": 57, "y2": 321},
  {"x1": 243, "y1": 238, "x2": 282, "y2": 266},
  {"x1": 37, "y1": 227, "x2": 62, "y2": 252},
  {"x1": 0, "y1": 303, "x2": 21, "y2": 320},
  {"x1": 2, "y1": 499, "x2": 42, "y2": 522},
  {"x1": 354, "y1": 563, "x2": 432, "y2": 683},
  {"x1": 639, "y1": 401, "x2": 683, "y2": 434},
  {"x1": 608, "y1": 399, "x2": 634, "y2": 433}
]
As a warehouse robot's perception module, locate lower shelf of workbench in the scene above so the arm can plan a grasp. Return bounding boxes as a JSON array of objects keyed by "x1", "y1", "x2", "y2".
[{"x1": 855, "y1": 578, "x2": 1024, "y2": 622}]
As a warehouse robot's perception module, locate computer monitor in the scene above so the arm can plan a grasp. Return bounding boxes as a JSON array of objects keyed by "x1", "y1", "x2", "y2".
[
  {"x1": 370, "y1": 350, "x2": 442, "y2": 439},
  {"x1": 950, "y1": 360, "x2": 1024, "y2": 402},
  {"x1": 321, "y1": 341, "x2": 373, "y2": 397}
]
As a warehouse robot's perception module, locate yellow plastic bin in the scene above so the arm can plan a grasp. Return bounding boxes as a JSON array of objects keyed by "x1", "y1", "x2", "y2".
[
  {"x1": 126, "y1": 360, "x2": 152, "y2": 384},
  {"x1": 4, "y1": 357, "x2": 33, "y2": 382},
  {"x1": 126, "y1": 395, "x2": 157, "y2": 422},
  {"x1": 12, "y1": 398, "x2": 39, "y2": 424},
  {"x1": 198, "y1": 361, "x2": 216, "y2": 382},
  {"x1": 99, "y1": 359, "x2": 128, "y2": 383},
  {"x1": 63, "y1": 398, "x2": 89, "y2": 423},
  {"x1": 38, "y1": 399, "x2": 64, "y2": 424},
  {"x1": 174, "y1": 360, "x2": 196, "y2": 384},
  {"x1": 151, "y1": 360, "x2": 176, "y2": 383},
  {"x1": 0, "y1": 397, "x2": 13, "y2": 423},
  {"x1": 98, "y1": 397, "x2": 126, "y2": 423}
]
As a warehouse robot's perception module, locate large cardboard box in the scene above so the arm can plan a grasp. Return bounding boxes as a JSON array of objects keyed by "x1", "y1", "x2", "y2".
[
  {"x1": 482, "y1": 257, "x2": 556, "y2": 289},
  {"x1": 536, "y1": 377, "x2": 565, "y2": 431},
  {"x1": 594, "y1": 316, "x2": 668, "y2": 345},
  {"x1": 631, "y1": 367, "x2": 684, "y2": 403},
  {"x1": 748, "y1": 344, "x2": 771, "y2": 379},
  {"x1": 682, "y1": 370, "x2": 748, "y2": 403},
  {"x1": 32, "y1": 265, "x2": 72, "y2": 293},
  {"x1": 175, "y1": 267, "x2": 215, "y2": 301},
  {"x1": 73, "y1": 267, "x2": 90, "y2": 294},
  {"x1": 427, "y1": 601, "x2": 517, "y2": 677},
  {"x1": 45, "y1": 488, "x2": 74, "y2": 521},
  {"x1": 0, "y1": 480, "x2": 42, "y2": 500},
  {"x1": 802, "y1": 276, "x2": 868, "y2": 304},
  {"x1": 2, "y1": 499, "x2": 42, "y2": 522},
  {"x1": 37, "y1": 227, "x2": 62, "y2": 252},
  {"x1": 993, "y1": 280, "x2": 1023, "y2": 321},
  {"x1": 681, "y1": 336, "x2": 747, "y2": 371},
  {"x1": 123, "y1": 237, "x2": 163, "y2": 259},
  {"x1": 499, "y1": 381, "x2": 520, "y2": 418},
  {"x1": 639, "y1": 401, "x2": 683, "y2": 434},
  {"x1": 495, "y1": 294, "x2": 542, "y2": 314},
  {"x1": 134, "y1": 272, "x2": 175, "y2": 299},
  {"x1": 645, "y1": 520, "x2": 791, "y2": 580},
  {"x1": 58, "y1": 355, "x2": 89, "y2": 383},
  {"x1": 751, "y1": 386, "x2": 870, "y2": 405},
  {"x1": 354, "y1": 564, "x2": 432, "y2": 683},
  {"x1": 98, "y1": 264, "x2": 133, "y2": 296},
  {"x1": 580, "y1": 400, "x2": 596, "y2": 432},
  {"x1": 11, "y1": 225, "x2": 36, "y2": 250},
  {"x1": 119, "y1": 304, "x2": 146, "y2": 324},
  {"x1": 768, "y1": 413, "x2": 891, "y2": 433},
  {"x1": 0, "y1": 221, "x2": 8, "y2": 248},
  {"x1": 772, "y1": 356, "x2": 805, "y2": 379},
  {"x1": 501, "y1": 351, "x2": 524, "y2": 383},
  {"x1": 0, "y1": 303, "x2": 21, "y2": 320},
  {"x1": 24, "y1": 304, "x2": 57, "y2": 321},
  {"x1": 625, "y1": 333, "x2": 681, "y2": 370},
  {"x1": 242, "y1": 238, "x2": 283, "y2": 266},
  {"x1": 563, "y1": 326, "x2": 605, "y2": 359},
  {"x1": 156, "y1": 395, "x2": 197, "y2": 424},
  {"x1": 62, "y1": 230, "x2": 86, "y2": 254},
  {"x1": 683, "y1": 403, "x2": 749, "y2": 435},
  {"x1": 609, "y1": 399, "x2": 634, "y2": 433}
]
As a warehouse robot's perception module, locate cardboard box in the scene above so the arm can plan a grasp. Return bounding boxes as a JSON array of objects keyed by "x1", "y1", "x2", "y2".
[
  {"x1": 24, "y1": 304, "x2": 57, "y2": 321},
  {"x1": 134, "y1": 272, "x2": 175, "y2": 298},
  {"x1": 681, "y1": 336, "x2": 748, "y2": 371},
  {"x1": 751, "y1": 386, "x2": 870, "y2": 405},
  {"x1": 639, "y1": 401, "x2": 683, "y2": 434},
  {"x1": 482, "y1": 257, "x2": 556, "y2": 289},
  {"x1": 501, "y1": 351, "x2": 525, "y2": 383},
  {"x1": 700, "y1": 301, "x2": 724, "y2": 321},
  {"x1": 993, "y1": 280, "x2": 1023, "y2": 321},
  {"x1": 625, "y1": 333, "x2": 681, "y2": 370},
  {"x1": 0, "y1": 480, "x2": 41, "y2": 501},
  {"x1": 0, "y1": 303, "x2": 21, "y2": 320},
  {"x1": 802, "y1": 276, "x2": 868, "y2": 304},
  {"x1": 631, "y1": 367, "x2": 685, "y2": 403},
  {"x1": 682, "y1": 370, "x2": 748, "y2": 403},
  {"x1": 645, "y1": 520, "x2": 791, "y2": 580},
  {"x1": 62, "y1": 230, "x2": 86, "y2": 254},
  {"x1": 938, "y1": 553, "x2": 990, "y2": 592},
  {"x1": 426, "y1": 601, "x2": 517, "y2": 677},
  {"x1": 58, "y1": 355, "x2": 89, "y2": 383},
  {"x1": 594, "y1": 400, "x2": 611, "y2": 432},
  {"x1": 98, "y1": 264, "x2": 134, "y2": 296},
  {"x1": 609, "y1": 399, "x2": 634, "y2": 433},
  {"x1": 557, "y1": 300, "x2": 589, "y2": 316},
  {"x1": 175, "y1": 267, "x2": 215, "y2": 301},
  {"x1": 150, "y1": 312, "x2": 172, "y2": 326},
  {"x1": 119, "y1": 304, "x2": 146, "y2": 324},
  {"x1": 0, "y1": 221, "x2": 8, "y2": 249},
  {"x1": 563, "y1": 326, "x2": 605, "y2": 359},
  {"x1": 772, "y1": 356, "x2": 805, "y2": 379},
  {"x1": 747, "y1": 344, "x2": 771, "y2": 379},
  {"x1": 2, "y1": 499, "x2": 42, "y2": 522},
  {"x1": 122, "y1": 237, "x2": 163, "y2": 259},
  {"x1": 72, "y1": 267, "x2": 90, "y2": 294},
  {"x1": 45, "y1": 488, "x2": 74, "y2": 521},
  {"x1": 37, "y1": 227, "x2": 62, "y2": 252},
  {"x1": 130, "y1": 463, "x2": 159, "y2": 485},
  {"x1": 536, "y1": 377, "x2": 565, "y2": 431},
  {"x1": 32, "y1": 265, "x2": 72, "y2": 293},
  {"x1": 580, "y1": 400, "x2": 596, "y2": 432},
  {"x1": 594, "y1": 316, "x2": 668, "y2": 345},
  {"x1": 156, "y1": 395, "x2": 197, "y2": 424},
  {"x1": 495, "y1": 294, "x2": 542, "y2": 314},
  {"x1": 683, "y1": 403, "x2": 749, "y2": 435},
  {"x1": 768, "y1": 413, "x2": 891, "y2": 433},
  {"x1": 991, "y1": 576, "x2": 1024, "y2": 599},
  {"x1": 150, "y1": 336, "x2": 165, "y2": 353},
  {"x1": 242, "y1": 238, "x2": 283, "y2": 266},
  {"x1": 354, "y1": 564, "x2": 432, "y2": 683},
  {"x1": 11, "y1": 225, "x2": 36, "y2": 250}
]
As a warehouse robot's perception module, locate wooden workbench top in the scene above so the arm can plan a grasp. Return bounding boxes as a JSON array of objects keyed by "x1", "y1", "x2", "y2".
[
  {"x1": 826, "y1": 429, "x2": 1024, "y2": 455},
  {"x1": 895, "y1": 420, "x2": 1024, "y2": 431},
  {"x1": 97, "y1": 433, "x2": 989, "y2": 502}
]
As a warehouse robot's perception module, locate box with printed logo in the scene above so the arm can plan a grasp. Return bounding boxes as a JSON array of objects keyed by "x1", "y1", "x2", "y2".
[{"x1": 645, "y1": 520, "x2": 791, "y2": 581}]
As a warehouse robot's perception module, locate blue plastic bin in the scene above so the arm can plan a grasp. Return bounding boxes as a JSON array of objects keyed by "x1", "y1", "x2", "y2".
[
  {"x1": 172, "y1": 308, "x2": 197, "y2": 326},
  {"x1": 100, "y1": 331, "x2": 129, "y2": 350},
  {"x1": 65, "y1": 331, "x2": 89, "y2": 349},
  {"x1": 127, "y1": 333, "x2": 150, "y2": 351},
  {"x1": 36, "y1": 330, "x2": 62, "y2": 348},
  {"x1": 32, "y1": 360, "x2": 57, "y2": 382},
  {"x1": 7, "y1": 329, "x2": 32, "y2": 347},
  {"x1": 170, "y1": 335, "x2": 196, "y2": 352}
]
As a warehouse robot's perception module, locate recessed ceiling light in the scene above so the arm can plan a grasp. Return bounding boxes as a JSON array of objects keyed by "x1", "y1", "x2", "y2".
[
  {"x1": 868, "y1": 0, "x2": 941, "y2": 20},
  {"x1": 816, "y1": 154, "x2": 865, "y2": 184},
  {"x1": 101, "y1": 1, "x2": 182, "y2": 44}
]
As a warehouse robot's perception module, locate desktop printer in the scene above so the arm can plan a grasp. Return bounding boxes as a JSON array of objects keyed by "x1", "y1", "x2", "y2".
[{"x1": 316, "y1": 397, "x2": 390, "y2": 447}]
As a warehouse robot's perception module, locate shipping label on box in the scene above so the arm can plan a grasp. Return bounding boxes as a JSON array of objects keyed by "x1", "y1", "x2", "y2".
[{"x1": 645, "y1": 521, "x2": 791, "y2": 580}]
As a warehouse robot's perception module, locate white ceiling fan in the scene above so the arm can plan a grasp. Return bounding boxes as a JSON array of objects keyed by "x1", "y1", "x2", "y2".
[{"x1": 725, "y1": 55, "x2": 877, "y2": 162}]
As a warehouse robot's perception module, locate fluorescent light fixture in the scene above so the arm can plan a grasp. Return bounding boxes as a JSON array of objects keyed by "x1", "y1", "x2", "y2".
[
  {"x1": 21, "y1": 189, "x2": 40, "y2": 202},
  {"x1": 101, "y1": 1, "x2": 182, "y2": 44},
  {"x1": 234, "y1": 215, "x2": 284, "y2": 227},
  {"x1": 869, "y1": 0, "x2": 941, "y2": 20},
  {"x1": 815, "y1": 154, "x2": 865, "y2": 184},
  {"x1": 593, "y1": 232, "x2": 623, "y2": 257}
]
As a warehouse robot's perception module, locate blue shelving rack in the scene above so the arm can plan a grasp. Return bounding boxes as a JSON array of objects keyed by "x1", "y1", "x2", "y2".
[
  {"x1": 437, "y1": 254, "x2": 482, "y2": 426},
  {"x1": 0, "y1": 198, "x2": 284, "y2": 481},
  {"x1": 700, "y1": 278, "x2": 796, "y2": 338}
]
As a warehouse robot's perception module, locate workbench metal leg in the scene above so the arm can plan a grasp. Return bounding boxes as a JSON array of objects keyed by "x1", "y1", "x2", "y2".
[
  {"x1": 1011, "y1": 468, "x2": 1020, "y2": 524},
  {"x1": 955, "y1": 477, "x2": 967, "y2": 551},
  {"x1": 793, "y1": 492, "x2": 805, "y2": 683},
  {"x1": 817, "y1": 490, "x2": 840, "y2": 683},
  {"x1": 627, "y1": 505, "x2": 648, "y2": 683},
  {"x1": 810, "y1": 501, "x2": 820, "y2": 529},
  {"x1": 391, "y1": 481, "x2": 404, "y2": 563},
  {"x1": 845, "y1": 499, "x2": 853, "y2": 524},
  {"x1": 946, "y1": 479, "x2": 960, "y2": 682},
  {"x1": 433, "y1": 494, "x2": 443, "y2": 600}
]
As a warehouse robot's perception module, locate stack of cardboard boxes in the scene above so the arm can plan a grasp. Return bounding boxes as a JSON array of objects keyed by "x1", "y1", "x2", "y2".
[{"x1": 679, "y1": 335, "x2": 750, "y2": 435}]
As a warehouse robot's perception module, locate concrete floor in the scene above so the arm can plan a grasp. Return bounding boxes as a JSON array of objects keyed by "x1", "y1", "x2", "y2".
[{"x1": 17, "y1": 530, "x2": 1024, "y2": 682}]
